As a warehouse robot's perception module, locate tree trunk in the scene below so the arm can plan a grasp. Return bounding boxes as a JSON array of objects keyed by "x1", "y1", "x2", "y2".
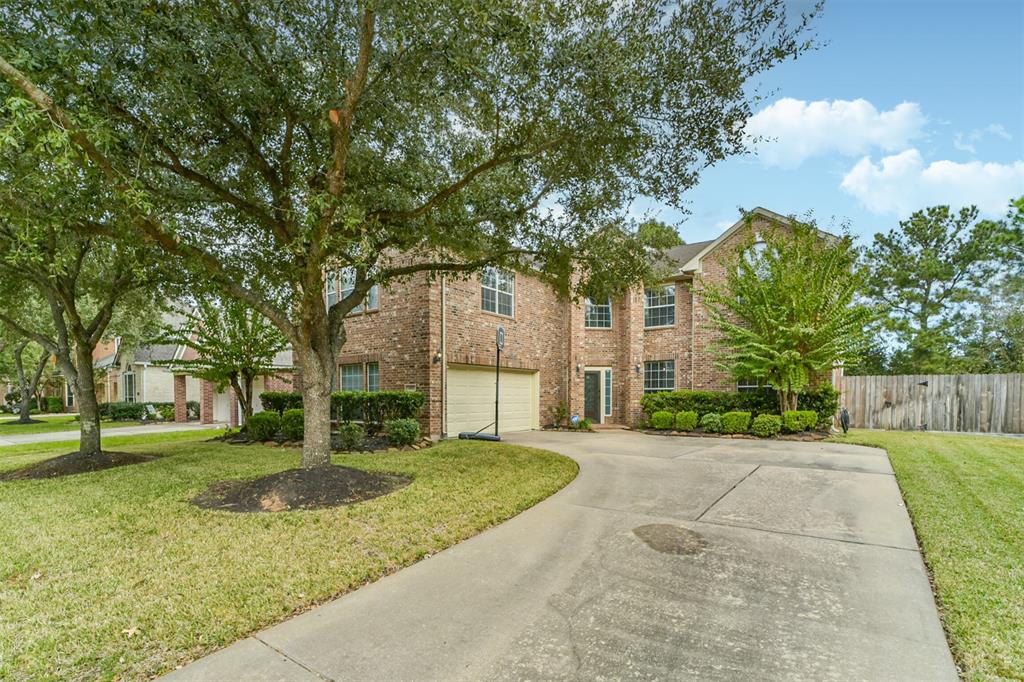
[
  {"x1": 300, "y1": 355, "x2": 333, "y2": 468},
  {"x1": 228, "y1": 373, "x2": 255, "y2": 424},
  {"x1": 72, "y1": 343, "x2": 102, "y2": 457},
  {"x1": 12, "y1": 343, "x2": 33, "y2": 423}
]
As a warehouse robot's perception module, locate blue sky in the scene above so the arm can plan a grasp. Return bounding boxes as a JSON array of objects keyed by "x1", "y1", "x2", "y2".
[{"x1": 644, "y1": 0, "x2": 1024, "y2": 244}]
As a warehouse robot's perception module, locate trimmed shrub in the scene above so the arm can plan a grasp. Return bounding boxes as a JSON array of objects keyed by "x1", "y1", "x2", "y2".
[
  {"x1": 675, "y1": 411, "x2": 698, "y2": 431},
  {"x1": 782, "y1": 411, "x2": 803, "y2": 433},
  {"x1": 107, "y1": 402, "x2": 147, "y2": 421},
  {"x1": 45, "y1": 396, "x2": 62, "y2": 413},
  {"x1": 650, "y1": 410, "x2": 675, "y2": 430},
  {"x1": 157, "y1": 404, "x2": 175, "y2": 421},
  {"x1": 336, "y1": 422, "x2": 364, "y2": 451},
  {"x1": 260, "y1": 391, "x2": 303, "y2": 415},
  {"x1": 386, "y1": 418, "x2": 420, "y2": 446},
  {"x1": 797, "y1": 410, "x2": 818, "y2": 431},
  {"x1": 332, "y1": 390, "x2": 426, "y2": 425},
  {"x1": 247, "y1": 411, "x2": 280, "y2": 441},
  {"x1": 700, "y1": 412, "x2": 723, "y2": 433},
  {"x1": 751, "y1": 413, "x2": 782, "y2": 438},
  {"x1": 576, "y1": 417, "x2": 593, "y2": 431},
  {"x1": 641, "y1": 389, "x2": 778, "y2": 420},
  {"x1": 281, "y1": 409, "x2": 304, "y2": 441},
  {"x1": 799, "y1": 386, "x2": 839, "y2": 425},
  {"x1": 721, "y1": 411, "x2": 751, "y2": 434}
]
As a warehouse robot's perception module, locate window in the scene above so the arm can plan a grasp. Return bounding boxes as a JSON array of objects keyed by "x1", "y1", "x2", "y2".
[
  {"x1": 481, "y1": 266, "x2": 514, "y2": 316},
  {"x1": 737, "y1": 378, "x2": 760, "y2": 393},
  {"x1": 66, "y1": 387, "x2": 74, "y2": 408},
  {"x1": 644, "y1": 285, "x2": 676, "y2": 327},
  {"x1": 603, "y1": 369, "x2": 612, "y2": 417},
  {"x1": 366, "y1": 362, "x2": 380, "y2": 392},
  {"x1": 584, "y1": 297, "x2": 612, "y2": 328},
  {"x1": 340, "y1": 362, "x2": 380, "y2": 392},
  {"x1": 326, "y1": 268, "x2": 379, "y2": 312},
  {"x1": 123, "y1": 372, "x2": 136, "y2": 403},
  {"x1": 744, "y1": 235, "x2": 771, "y2": 277},
  {"x1": 340, "y1": 363, "x2": 364, "y2": 391},
  {"x1": 643, "y1": 360, "x2": 675, "y2": 393}
]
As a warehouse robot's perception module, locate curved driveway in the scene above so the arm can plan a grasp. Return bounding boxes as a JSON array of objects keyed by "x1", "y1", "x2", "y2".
[{"x1": 165, "y1": 430, "x2": 957, "y2": 681}]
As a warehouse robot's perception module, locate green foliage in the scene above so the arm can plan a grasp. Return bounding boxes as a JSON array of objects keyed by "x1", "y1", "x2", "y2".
[
  {"x1": 246, "y1": 411, "x2": 280, "y2": 441},
  {"x1": 335, "y1": 422, "x2": 364, "y2": 451},
  {"x1": 576, "y1": 418, "x2": 593, "y2": 431},
  {"x1": 45, "y1": 396, "x2": 62, "y2": 413},
  {"x1": 699, "y1": 413, "x2": 723, "y2": 433},
  {"x1": 700, "y1": 215, "x2": 872, "y2": 412},
  {"x1": 796, "y1": 410, "x2": 818, "y2": 431},
  {"x1": 751, "y1": 413, "x2": 781, "y2": 438},
  {"x1": 860, "y1": 204, "x2": 1024, "y2": 374},
  {"x1": 650, "y1": 411, "x2": 675, "y2": 430},
  {"x1": 797, "y1": 386, "x2": 839, "y2": 425},
  {"x1": 782, "y1": 411, "x2": 803, "y2": 434},
  {"x1": 385, "y1": 418, "x2": 421, "y2": 446},
  {"x1": 331, "y1": 391, "x2": 426, "y2": 426},
  {"x1": 260, "y1": 392, "x2": 303, "y2": 415},
  {"x1": 281, "y1": 409, "x2": 304, "y2": 441},
  {"x1": 721, "y1": 411, "x2": 751, "y2": 434},
  {"x1": 675, "y1": 411, "x2": 698, "y2": 431},
  {"x1": 641, "y1": 389, "x2": 776, "y2": 417},
  {"x1": 106, "y1": 402, "x2": 146, "y2": 421},
  {"x1": 549, "y1": 402, "x2": 569, "y2": 428}
]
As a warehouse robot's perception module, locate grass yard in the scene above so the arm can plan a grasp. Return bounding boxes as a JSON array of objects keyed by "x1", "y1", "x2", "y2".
[
  {"x1": 0, "y1": 432, "x2": 577, "y2": 681},
  {"x1": 836, "y1": 430, "x2": 1024, "y2": 681},
  {"x1": 0, "y1": 414, "x2": 139, "y2": 435}
]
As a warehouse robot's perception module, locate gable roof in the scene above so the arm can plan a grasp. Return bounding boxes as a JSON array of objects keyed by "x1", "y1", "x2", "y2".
[{"x1": 673, "y1": 207, "x2": 792, "y2": 274}]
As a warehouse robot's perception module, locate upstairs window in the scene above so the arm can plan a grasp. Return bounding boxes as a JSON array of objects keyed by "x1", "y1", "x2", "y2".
[
  {"x1": 326, "y1": 268, "x2": 379, "y2": 312},
  {"x1": 644, "y1": 285, "x2": 676, "y2": 327},
  {"x1": 481, "y1": 267, "x2": 514, "y2": 316},
  {"x1": 584, "y1": 297, "x2": 612, "y2": 328},
  {"x1": 737, "y1": 378, "x2": 760, "y2": 393},
  {"x1": 643, "y1": 360, "x2": 675, "y2": 393}
]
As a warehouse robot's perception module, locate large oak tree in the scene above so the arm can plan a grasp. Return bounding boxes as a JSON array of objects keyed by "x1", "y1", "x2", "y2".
[{"x1": 0, "y1": 0, "x2": 819, "y2": 466}]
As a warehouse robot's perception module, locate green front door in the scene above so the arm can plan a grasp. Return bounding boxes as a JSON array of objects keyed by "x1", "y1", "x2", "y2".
[{"x1": 584, "y1": 371, "x2": 601, "y2": 423}]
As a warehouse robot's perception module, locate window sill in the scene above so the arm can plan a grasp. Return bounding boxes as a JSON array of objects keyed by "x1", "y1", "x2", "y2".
[
  {"x1": 643, "y1": 324, "x2": 676, "y2": 330},
  {"x1": 481, "y1": 309, "x2": 515, "y2": 321},
  {"x1": 584, "y1": 326, "x2": 614, "y2": 331}
]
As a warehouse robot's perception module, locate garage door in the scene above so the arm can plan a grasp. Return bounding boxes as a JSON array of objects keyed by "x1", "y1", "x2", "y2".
[{"x1": 447, "y1": 364, "x2": 539, "y2": 435}]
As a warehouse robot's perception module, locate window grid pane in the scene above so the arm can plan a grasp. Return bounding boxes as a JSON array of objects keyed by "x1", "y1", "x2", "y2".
[
  {"x1": 482, "y1": 267, "x2": 514, "y2": 315},
  {"x1": 603, "y1": 369, "x2": 612, "y2": 416},
  {"x1": 737, "y1": 378, "x2": 760, "y2": 393},
  {"x1": 366, "y1": 362, "x2": 380, "y2": 392},
  {"x1": 341, "y1": 363, "x2": 364, "y2": 391},
  {"x1": 584, "y1": 298, "x2": 612, "y2": 328},
  {"x1": 644, "y1": 285, "x2": 676, "y2": 327},
  {"x1": 643, "y1": 360, "x2": 675, "y2": 393}
]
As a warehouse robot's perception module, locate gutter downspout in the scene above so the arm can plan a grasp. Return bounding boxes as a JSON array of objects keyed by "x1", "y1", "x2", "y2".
[{"x1": 689, "y1": 276, "x2": 696, "y2": 389}]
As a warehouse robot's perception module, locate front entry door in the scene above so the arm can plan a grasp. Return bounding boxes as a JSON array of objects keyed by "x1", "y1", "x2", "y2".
[{"x1": 584, "y1": 371, "x2": 601, "y2": 423}]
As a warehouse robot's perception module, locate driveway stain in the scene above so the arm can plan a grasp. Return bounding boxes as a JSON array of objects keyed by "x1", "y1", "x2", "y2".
[{"x1": 633, "y1": 524, "x2": 707, "y2": 556}]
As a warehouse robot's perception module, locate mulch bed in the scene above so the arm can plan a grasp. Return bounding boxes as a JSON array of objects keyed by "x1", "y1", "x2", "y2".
[
  {"x1": 191, "y1": 465, "x2": 412, "y2": 513},
  {"x1": 213, "y1": 432, "x2": 432, "y2": 453},
  {"x1": 0, "y1": 451, "x2": 158, "y2": 481}
]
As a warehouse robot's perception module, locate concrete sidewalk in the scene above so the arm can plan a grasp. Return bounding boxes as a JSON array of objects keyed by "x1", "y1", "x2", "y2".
[
  {"x1": 0, "y1": 422, "x2": 225, "y2": 447},
  {"x1": 163, "y1": 430, "x2": 956, "y2": 681}
]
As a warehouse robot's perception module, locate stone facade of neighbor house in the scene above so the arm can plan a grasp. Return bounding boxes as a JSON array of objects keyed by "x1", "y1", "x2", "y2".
[{"x1": 307, "y1": 207, "x2": 843, "y2": 438}]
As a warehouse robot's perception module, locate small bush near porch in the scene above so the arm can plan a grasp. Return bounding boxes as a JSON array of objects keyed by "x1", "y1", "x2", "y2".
[
  {"x1": 836, "y1": 430, "x2": 1024, "y2": 680},
  {"x1": 0, "y1": 432, "x2": 576, "y2": 681}
]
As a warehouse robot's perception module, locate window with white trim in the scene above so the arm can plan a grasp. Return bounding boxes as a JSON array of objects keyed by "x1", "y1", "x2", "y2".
[
  {"x1": 339, "y1": 362, "x2": 380, "y2": 392},
  {"x1": 737, "y1": 378, "x2": 761, "y2": 393},
  {"x1": 603, "y1": 369, "x2": 612, "y2": 416},
  {"x1": 643, "y1": 360, "x2": 675, "y2": 393},
  {"x1": 366, "y1": 362, "x2": 380, "y2": 392},
  {"x1": 584, "y1": 297, "x2": 612, "y2": 328},
  {"x1": 123, "y1": 372, "x2": 136, "y2": 403},
  {"x1": 481, "y1": 267, "x2": 514, "y2": 316},
  {"x1": 326, "y1": 268, "x2": 379, "y2": 312},
  {"x1": 644, "y1": 285, "x2": 676, "y2": 327}
]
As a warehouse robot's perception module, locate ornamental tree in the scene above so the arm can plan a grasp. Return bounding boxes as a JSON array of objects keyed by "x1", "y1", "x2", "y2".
[
  {"x1": 0, "y1": 0, "x2": 819, "y2": 467},
  {"x1": 0, "y1": 326, "x2": 51, "y2": 422},
  {"x1": 154, "y1": 297, "x2": 289, "y2": 424},
  {"x1": 700, "y1": 215, "x2": 872, "y2": 413}
]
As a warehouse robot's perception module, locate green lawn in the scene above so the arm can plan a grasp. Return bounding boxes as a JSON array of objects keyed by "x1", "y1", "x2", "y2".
[
  {"x1": 0, "y1": 432, "x2": 577, "y2": 681},
  {"x1": 0, "y1": 415, "x2": 139, "y2": 435},
  {"x1": 836, "y1": 430, "x2": 1024, "y2": 681}
]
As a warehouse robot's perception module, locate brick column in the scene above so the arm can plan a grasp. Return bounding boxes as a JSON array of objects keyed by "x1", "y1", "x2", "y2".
[
  {"x1": 619, "y1": 286, "x2": 646, "y2": 427},
  {"x1": 200, "y1": 379, "x2": 215, "y2": 424},
  {"x1": 173, "y1": 374, "x2": 187, "y2": 422},
  {"x1": 566, "y1": 295, "x2": 586, "y2": 422}
]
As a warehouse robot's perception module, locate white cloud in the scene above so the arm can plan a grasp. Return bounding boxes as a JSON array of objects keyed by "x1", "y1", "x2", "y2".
[
  {"x1": 953, "y1": 123, "x2": 1013, "y2": 154},
  {"x1": 840, "y1": 149, "x2": 1024, "y2": 216},
  {"x1": 745, "y1": 98, "x2": 927, "y2": 168}
]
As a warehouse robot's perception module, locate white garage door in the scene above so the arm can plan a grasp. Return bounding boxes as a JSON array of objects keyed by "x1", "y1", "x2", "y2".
[{"x1": 447, "y1": 364, "x2": 539, "y2": 435}]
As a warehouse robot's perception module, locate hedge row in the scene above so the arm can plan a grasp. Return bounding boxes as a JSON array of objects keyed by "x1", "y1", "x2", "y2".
[
  {"x1": 245, "y1": 409, "x2": 421, "y2": 447},
  {"x1": 640, "y1": 386, "x2": 839, "y2": 426},
  {"x1": 259, "y1": 390, "x2": 425, "y2": 425},
  {"x1": 649, "y1": 409, "x2": 818, "y2": 438},
  {"x1": 98, "y1": 401, "x2": 200, "y2": 421}
]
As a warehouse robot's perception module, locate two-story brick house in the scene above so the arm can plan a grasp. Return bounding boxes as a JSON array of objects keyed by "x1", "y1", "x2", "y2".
[{"x1": 322, "y1": 207, "x2": 840, "y2": 438}]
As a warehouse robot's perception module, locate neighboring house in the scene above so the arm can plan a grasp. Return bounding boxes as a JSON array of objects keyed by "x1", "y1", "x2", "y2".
[
  {"x1": 302, "y1": 207, "x2": 842, "y2": 439},
  {"x1": 197, "y1": 349, "x2": 296, "y2": 426}
]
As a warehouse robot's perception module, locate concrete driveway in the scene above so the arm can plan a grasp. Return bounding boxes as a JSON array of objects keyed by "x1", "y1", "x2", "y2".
[{"x1": 164, "y1": 431, "x2": 957, "y2": 681}]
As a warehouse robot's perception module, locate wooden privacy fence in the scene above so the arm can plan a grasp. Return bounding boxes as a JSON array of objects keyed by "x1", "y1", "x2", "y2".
[{"x1": 842, "y1": 373, "x2": 1024, "y2": 434}]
